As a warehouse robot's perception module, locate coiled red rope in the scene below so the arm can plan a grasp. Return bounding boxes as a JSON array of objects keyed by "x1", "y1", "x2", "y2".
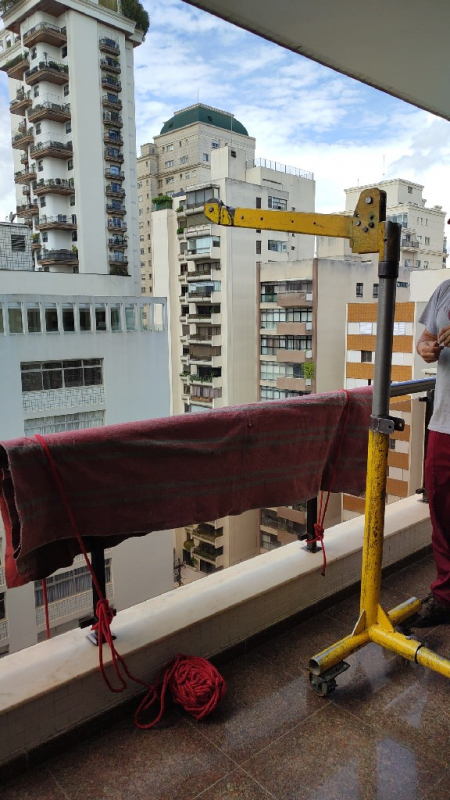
[
  {"x1": 307, "y1": 390, "x2": 352, "y2": 576},
  {"x1": 34, "y1": 434, "x2": 226, "y2": 728}
]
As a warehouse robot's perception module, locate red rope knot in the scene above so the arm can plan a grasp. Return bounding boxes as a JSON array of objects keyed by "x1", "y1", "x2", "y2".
[
  {"x1": 136, "y1": 654, "x2": 227, "y2": 729},
  {"x1": 92, "y1": 597, "x2": 114, "y2": 628},
  {"x1": 313, "y1": 522, "x2": 324, "y2": 543}
]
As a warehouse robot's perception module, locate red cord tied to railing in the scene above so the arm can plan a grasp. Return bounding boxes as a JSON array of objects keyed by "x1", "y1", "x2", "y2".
[
  {"x1": 34, "y1": 434, "x2": 226, "y2": 727},
  {"x1": 307, "y1": 389, "x2": 352, "y2": 576}
]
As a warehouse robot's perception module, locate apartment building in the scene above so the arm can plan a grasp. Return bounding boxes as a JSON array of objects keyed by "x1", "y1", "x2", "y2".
[
  {"x1": 319, "y1": 179, "x2": 446, "y2": 271},
  {"x1": 137, "y1": 103, "x2": 256, "y2": 295},
  {"x1": 152, "y1": 142, "x2": 316, "y2": 573},
  {"x1": 0, "y1": 0, "x2": 172, "y2": 655},
  {"x1": 342, "y1": 300, "x2": 428, "y2": 520}
]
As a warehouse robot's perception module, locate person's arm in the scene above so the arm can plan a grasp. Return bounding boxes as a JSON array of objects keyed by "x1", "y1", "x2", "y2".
[{"x1": 417, "y1": 328, "x2": 443, "y2": 363}]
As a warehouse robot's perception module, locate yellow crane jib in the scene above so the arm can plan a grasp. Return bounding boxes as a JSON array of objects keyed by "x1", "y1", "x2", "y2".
[{"x1": 204, "y1": 187, "x2": 387, "y2": 256}]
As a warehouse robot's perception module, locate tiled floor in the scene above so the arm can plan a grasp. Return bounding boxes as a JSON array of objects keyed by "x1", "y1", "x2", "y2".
[{"x1": 4, "y1": 553, "x2": 450, "y2": 800}]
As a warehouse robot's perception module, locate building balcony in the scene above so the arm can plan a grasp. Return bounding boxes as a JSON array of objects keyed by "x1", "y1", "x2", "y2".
[
  {"x1": 105, "y1": 185, "x2": 125, "y2": 198},
  {"x1": 30, "y1": 140, "x2": 73, "y2": 160},
  {"x1": 23, "y1": 21, "x2": 67, "y2": 48},
  {"x1": 105, "y1": 168, "x2": 125, "y2": 181},
  {"x1": 276, "y1": 349, "x2": 312, "y2": 364},
  {"x1": 9, "y1": 90, "x2": 32, "y2": 116},
  {"x1": 107, "y1": 220, "x2": 127, "y2": 233},
  {"x1": 100, "y1": 57, "x2": 121, "y2": 73},
  {"x1": 36, "y1": 215, "x2": 77, "y2": 231},
  {"x1": 99, "y1": 37, "x2": 120, "y2": 55},
  {"x1": 101, "y1": 76, "x2": 122, "y2": 91},
  {"x1": 108, "y1": 236, "x2": 127, "y2": 249},
  {"x1": 28, "y1": 101, "x2": 71, "y2": 123},
  {"x1": 11, "y1": 125, "x2": 34, "y2": 149},
  {"x1": 276, "y1": 322, "x2": 308, "y2": 336},
  {"x1": 190, "y1": 523, "x2": 224, "y2": 545},
  {"x1": 104, "y1": 149, "x2": 124, "y2": 163},
  {"x1": 25, "y1": 61, "x2": 69, "y2": 86},
  {"x1": 37, "y1": 249, "x2": 78, "y2": 267},
  {"x1": 16, "y1": 202, "x2": 38, "y2": 217},
  {"x1": 31, "y1": 237, "x2": 41, "y2": 250},
  {"x1": 103, "y1": 111, "x2": 123, "y2": 127},
  {"x1": 33, "y1": 178, "x2": 74, "y2": 196},
  {"x1": 108, "y1": 254, "x2": 128, "y2": 265},
  {"x1": 102, "y1": 94, "x2": 122, "y2": 110},
  {"x1": 104, "y1": 130, "x2": 123, "y2": 145},
  {"x1": 106, "y1": 203, "x2": 126, "y2": 215},
  {"x1": 276, "y1": 376, "x2": 307, "y2": 391},
  {"x1": 2, "y1": 51, "x2": 30, "y2": 79},
  {"x1": 277, "y1": 291, "x2": 313, "y2": 307},
  {"x1": 14, "y1": 165, "x2": 36, "y2": 184}
]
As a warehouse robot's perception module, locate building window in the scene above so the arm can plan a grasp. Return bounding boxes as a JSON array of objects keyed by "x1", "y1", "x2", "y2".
[
  {"x1": 416, "y1": 260, "x2": 421, "y2": 268},
  {"x1": 31, "y1": 46, "x2": 37, "y2": 59},
  {"x1": 180, "y1": 156, "x2": 188, "y2": 164},
  {"x1": 68, "y1": 158, "x2": 73, "y2": 170},
  {"x1": 66, "y1": 121, "x2": 71, "y2": 134},
  {"x1": 63, "y1": 83, "x2": 69, "y2": 96},
  {"x1": 165, "y1": 160, "x2": 174, "y2": 168},
  {"x1": 70, "y1": 195, "x2": 76, "y2": 206},
  {"x1": 373, "y1": 283, "x2": 379, "y2": 298},
  {"x1": 393, "y1": 322, "x2": 407, "y2": 335},
  {"x1": 256, "y1": 197, "x2": 262, "y2": 209},
  {"x1": 38, "y1": 160, "x2": 43, "y2": 172},
  {"x1": 11, "y1": 234, "x2": 25, "y2": 251},
  {"x1": 256, "y1": 240, "x2": 261, "y2": 254},
  {"x1": 40, "y1": 197, "x2": 46, "y2": 208},
  {"x1": 95, "y1": 305, "x2": 107, "y2": 331},
  {"x1": 27, "y1": 304, "x2": 41, "y2": 333},
  {"x1": 8, "y1": 304, "x2": 23, "y2": 334},
  {"x1": 62, "y1": 304, "x2": 75, "y2": 332},
  {"x1": 125, "y1": 305, "x2": 137, "y2": 331},
  {"x1": 33, "y1": 85, "x2": 39, "y2": 97},
  {"x1": 359, "y1": 322, "x2": 372, "y2": 334},
  {"x1": 230, "y1": 150, "x2": 236, "y2": 158},
  {"x1": 35, "y1": 122, "x2": 41, "y2": 135},
  {"x1": 45, "y1": 304, "x2": 59, "y2": 332},
  {"x1": 389, "y1": 438, "x2": 396, "y2": 450},
  {"x1": 61, "y1": 44, "x2": 67, "y2": 58},
  {"x1": 212, "y1": 141, "x2": 219, "y2": 149},
  {"x1": 78, "y1": 304, "x2": 91, "y2": 331},
  {"x1": 110, "y1": 304, "x2": 122, "y2": 332},
  {"x1": 202, "y1": 153, "x2": 209, "y2": 162},
  {"x1": 42, "y1": 231, "x2": 48, "y2": 242},
  {"x1": 361, "y1": 350, "x2": 373, "y2": 363},
  {"x1": 268, "y1": 240, "x2": 287, "y2": 252},
  {"x1": 0, "y1": 306, "x2": 3, "y2": 334},
  {"x1": 424, "y1": 261, "x2": 429, "y2": 269},
  {"x1": 166, "y1": 143, "x2": 174, "y2": 151},
  {"x1": 166, "y1": 177, "x2": 174, "y2": 184},
  {"x1": 21, "y1": 359, "x2": 103, "y2": 392},
  {"x1": 408, "y1": 186, "x2": 413, "y2": 193},
  {"x1": 356, "y1": 283, "x2": 363, "y2": 297},
  {"x1": 425, "y1": 237, "x2": 430, "y2": 245},
  {"x1": 25, "y1": 410, "x2": 104, "y2": 438},
  {"x1": 268, "y1": 196, "x2": 287, "y2": 211}
]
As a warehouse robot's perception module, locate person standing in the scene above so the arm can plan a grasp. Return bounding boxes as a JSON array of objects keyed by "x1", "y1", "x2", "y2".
[{"x1": 415, "y1": 278, "x2": 450, "y2": 626}]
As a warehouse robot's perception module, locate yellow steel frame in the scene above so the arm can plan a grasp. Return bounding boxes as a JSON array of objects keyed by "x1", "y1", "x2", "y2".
[{"x1": 204, "y1": 189, "x2": 450, "y2": 689}]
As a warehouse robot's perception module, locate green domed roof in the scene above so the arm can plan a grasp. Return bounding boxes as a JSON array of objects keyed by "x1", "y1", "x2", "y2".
[{"x1": 160, "y1": 104, "x2": 249, "y2": 136}]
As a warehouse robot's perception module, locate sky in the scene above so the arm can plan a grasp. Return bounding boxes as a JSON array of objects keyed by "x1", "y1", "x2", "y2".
[{"x1": 0, "y1": 0, "x2": 449, "y2": 221}]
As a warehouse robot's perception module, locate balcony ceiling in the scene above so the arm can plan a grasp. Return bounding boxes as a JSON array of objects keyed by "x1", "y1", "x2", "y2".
[{"x1": 183, "y1": 0, "x2": 450, "y2": 121}]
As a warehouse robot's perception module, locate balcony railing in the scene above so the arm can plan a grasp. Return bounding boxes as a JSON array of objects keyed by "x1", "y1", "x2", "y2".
[
  {"x1": 246, "y1": 157, "x2": 314, "y2": 181},
  {"x1": 11, "y1": 127, "x2": 34, "y2": 148},
  {"x1": 103, "y1": 111, "x2": 123, "y2": 126},
  {"x1": 107, "y1": 220, "x2": 127, "y2": 231},
  {"x1": 31, "y1": 140, "x2": 73, "y2": 158},
  {"x1": 28, "y1": 101, "x2": 71, "y2": 123},
  {"x1": 102, "y1": 94, "x2": 122, "y2": 109},
  {"x1": 99, "y1": 37, "x2": 120, "y2": 55},
  {"x1": 101, "y1": 76, "x2": 122, "y2": 91},
  {"x1": 108, "y1": 236, "x2": 127, "y2": 248},
  {"x1": 109, "y1": 254, "x2": 128, "y2": 264},
  {"x1": 401, "y1": 238, "x2": 420, "y2": 248},
  {"x1": 105, "y1": 185, "x2": 125, "y2": 197},
  {"x1": 23, "y1": 22, "x2": 67, "y2": 47},
  {"x1": 14, "y1": 165, "x2": 36, "y2": 183},
  {"x1": 33, "y1": 177, "x2": 74, "y2": 195},
  {"x1": 25, "y1": 61, "x2": 69, "y2": 85},
  {"x1": 106, "y1": 203, "x2": 126, "y2": 214},
  {"x1": 2, "y1": 51, "x2": 29, "y2": 79},
  {"x1": 100, "y1": 57, "x2": 121, "y2": 73},
  {"x1": 16, "y1": 202, "x2": 38, "y2": 216},
  {"x1": 37, "y1": 215, "x2": 77, "y2": 229},
  {"x1": 9, "y1": 89, "x2": 32, "y2": 114},
  {"x1": 104, "y1": 149, "x2": 124, "y2": 162},
  {"x1": 105, "y1": 168, "x2": 125, "y2": 180},
  {"x1": 104, "y1": 132, "x2": 123, "y2": 145},
  {"x1": 37, "y1": 249, "x2": 78, "y2": 264}
]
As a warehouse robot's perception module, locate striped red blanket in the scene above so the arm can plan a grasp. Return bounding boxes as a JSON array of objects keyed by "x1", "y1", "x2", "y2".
[{"x1": 0, "y1": 388, "x2": 372, "y2": 587}]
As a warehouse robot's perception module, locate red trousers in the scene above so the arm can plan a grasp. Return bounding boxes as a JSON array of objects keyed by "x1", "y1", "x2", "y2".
[{"x1": 425, "y1": 430, "x2": 450, "y2": 607}]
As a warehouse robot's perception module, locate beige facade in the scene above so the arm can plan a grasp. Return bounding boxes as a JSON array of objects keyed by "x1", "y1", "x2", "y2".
[{"x1": 151, "y1": 139, "x2": 316, "y2": 574}]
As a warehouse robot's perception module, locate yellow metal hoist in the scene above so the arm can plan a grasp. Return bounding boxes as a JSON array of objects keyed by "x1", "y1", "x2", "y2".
[{"x1": 204, "y1": 190, "x2": 450, "y2": 695}]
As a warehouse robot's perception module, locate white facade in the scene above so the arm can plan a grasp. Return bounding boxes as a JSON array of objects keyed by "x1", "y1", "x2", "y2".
[{"x1": 0, "y1": 0, "x2": 173, "y2": 656}]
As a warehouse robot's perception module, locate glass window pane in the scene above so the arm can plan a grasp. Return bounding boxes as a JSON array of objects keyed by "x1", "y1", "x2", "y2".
[
  {"x1": 95, "y1": 305, "x2": 106, "y2": 331},
  {"x1": 140, "y1": 305, "x2": 150, "y2": 331},
  {"x1": 62, "y1": 304, "x2": 75, "y2": 332},
  {"x1": 153, "y1": 302, "x2": 164, "y2": 331},
  {"x1": 63, "y1": 365, "x2": 83, "y2": 387},
  {"x1": 125, "y1": 305, "x2": 136, "y2": 331},
  {"x1": 43, "y1": 367, "x2": 63, "y2": 389},
  {"x1": 27, "y1": 305, "x2": 41, "y2": 333},
  {"x1": 45, "y1": 306, "x2": 59, "y2": 333},
  {"x1": 79, "y1": 305, "x2": 91, "y2": 332},
  {"x1": 8, "y1": 305, "x2": 23, "y2": 334},
  {"x1": 83, "y1": 366, "x2": 102, "y2": 385},
  {"x1": 0, "y1": 306, "x2": 4, "y2": 334},
  {"x1": 110, "y1": 304, "x2": 121, "y2": 332},
  {"x1": 21, "y1": 369, "x2": 43, "y2": 392}
]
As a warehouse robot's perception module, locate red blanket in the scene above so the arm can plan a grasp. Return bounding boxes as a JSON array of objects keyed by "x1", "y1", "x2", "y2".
[{"x1": 0, "y1": 388, "x2": 372, "y2": 587}]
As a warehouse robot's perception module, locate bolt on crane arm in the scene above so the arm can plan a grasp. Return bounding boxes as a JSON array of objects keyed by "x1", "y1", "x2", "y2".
[{"x1": 204, "y1": 187, "x2": 386, "y2": 256}]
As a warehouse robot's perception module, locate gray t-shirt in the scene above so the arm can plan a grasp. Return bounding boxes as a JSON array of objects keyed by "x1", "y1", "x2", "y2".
[{"x1": 419, "y1": 279, "x2": 450, "y2": 434}]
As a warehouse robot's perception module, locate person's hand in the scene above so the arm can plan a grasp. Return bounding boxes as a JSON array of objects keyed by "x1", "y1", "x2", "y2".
[
  {"x1": 418, "y1": 339, "x2": 443, "y2": 363},
  {"x1": 438, "y1": 325, "x2": 450, "y2": 348}
]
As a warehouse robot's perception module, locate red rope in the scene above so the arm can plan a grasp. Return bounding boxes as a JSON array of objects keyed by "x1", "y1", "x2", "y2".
[
  {"x1": 34, "y1": 434, "x2": 226, "y2": 725},
  {"x1": 42, "y1": 578, "x2": 51, "y2": 640},
  {"x1": 307, "y1": 390, "x2": 352, "y2": 576}
]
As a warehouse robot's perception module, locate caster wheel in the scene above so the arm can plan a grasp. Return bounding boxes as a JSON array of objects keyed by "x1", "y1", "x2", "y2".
[{"x1": 309, "y1": 672, "x2": 336, "y2": 697}]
